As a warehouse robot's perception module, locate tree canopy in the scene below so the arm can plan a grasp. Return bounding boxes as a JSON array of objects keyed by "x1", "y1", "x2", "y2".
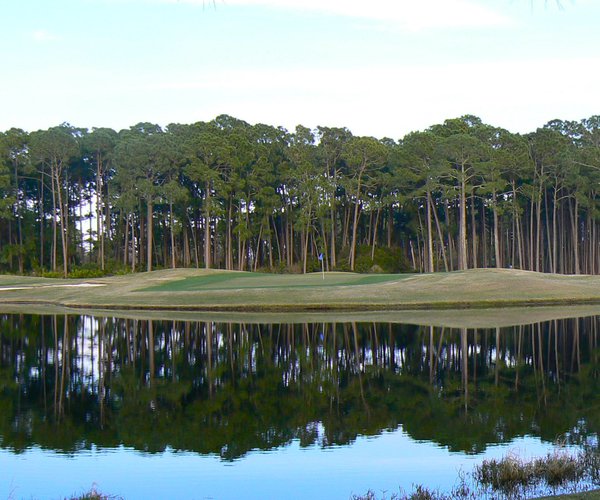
[{"x1": 1, "y1": 114, "x2": 599, "y2": 275}]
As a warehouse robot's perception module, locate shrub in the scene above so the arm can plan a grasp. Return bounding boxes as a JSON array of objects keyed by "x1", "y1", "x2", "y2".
[
  {"x1": 351, "y1": 246, "x2": 412, "y2": 273},
  {"x1": 67, "y1": 266, "x2": 109, "y2": 279},
  {"x1": 533, "y1": 452, "x2": 584, "y2": 487},
  {"x1": 474, "y1": 455, "x2": 535, "y2": 494},
  {"x1": 40, "y1": 269, "x2": 65, "y2": 279},
  {"x1": 68, "y1": 485, "x2": 121, "y2": 500}
]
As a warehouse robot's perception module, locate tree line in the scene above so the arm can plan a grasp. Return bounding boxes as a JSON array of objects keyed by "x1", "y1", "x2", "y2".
[{"x1": 1, "y1": 114, "x2": 599, "y2": 276}]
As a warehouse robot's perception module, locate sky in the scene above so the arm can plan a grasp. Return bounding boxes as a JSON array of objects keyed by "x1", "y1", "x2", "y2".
[{"x1": 1, "y1": 0, "x2": 599, "y2": 139}]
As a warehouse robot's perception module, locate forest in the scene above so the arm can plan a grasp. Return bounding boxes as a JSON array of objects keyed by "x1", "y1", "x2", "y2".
[{"x1": 1, "y1": 114, "x2": 599, "y2": 277}]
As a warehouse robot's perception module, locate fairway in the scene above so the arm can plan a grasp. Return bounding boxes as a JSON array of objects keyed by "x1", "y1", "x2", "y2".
[
  {"x1": 4, "y1": 268, "x2": 600, "y2": 315},
  {"x1": 142, "y1": 271, "x2": 407, "y2": 292}
]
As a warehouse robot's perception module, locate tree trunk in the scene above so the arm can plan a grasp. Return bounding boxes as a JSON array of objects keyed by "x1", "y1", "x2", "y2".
[
  {"x1": 492, "y1": 190, "x2": 501, "y2": 268},
  {"x1": 431, "y1": 197, "x2": 448, "y2": 272},
  {"x1": 330, "y1": 202, "x2": 337, "y2": 269},
  {"x1": 131, "y1": 215, "x2": 137, "y2": 272},
  {"x1": 444, "y1": 203, "x2": 454, "y2": 270},
  {"x1": 96, "y1": 152, "x2": 105, "y2": 270},
  {"x1": 146, "y1": 199, "x2": 153, "y2": 272},
  {"x1": 387, "y1": 204, "x2": 393, "y2": 248},
  {"x1": 227, "y1": 197, "x2": 233, "y2": 270},
  {"x1": 55, "y1": 167, "x2": 69, "y2": 277},
  {"x1": 183, "y1": 223, "x2": 190, "y2": 267},
  {"x1": 371, "y1": 207, "x2": 381, "y2": 262},
  {"x1": 535, "y1": 169, "x2": 543, "y2": 271},
  {"x1": 204, "y1": 182, "x2": 211, "y2": 269},
  {"x1": 14, "y1": 161, "x2": 24, "y2": 273},
  {"x1": 39, "y1": 179, "x2": 45, "y2": 269},
  {"x1": 349, "y1": 176, "x2": 363, "y2": 271},
  {"x1": 272, "y1": 216, "x2": 282, "y2": 266},
  {"x1": 123, "y1": 213, "x2": 129, "y2": 267},
  {"x1": 426, "y1": 191, "x2": 434, "y2": 272},
  {"x1": 458, "y1": 169, "x2": 468, "y2": 270},
  {"x1": 572, "y1": 197, "x2": 579, "y2": 274},
  {"x1": 51, "y1": 166, "x2": 58, "y2": 272},
  {"x1": 470, "y1": 192, "x2": 477, "y2": 268},
  {"x1": 302, "y1": 223, "x2": 310, "y2": 274},
  {"x1": 254, "y1": 222, "x2": 264, "y2": 272},
  {"x1": 551, "y1": 186, "x2": 559, "y2": 274},
  {"x1": 170, "y1": 201, "x2": 176, "y2": 269}
]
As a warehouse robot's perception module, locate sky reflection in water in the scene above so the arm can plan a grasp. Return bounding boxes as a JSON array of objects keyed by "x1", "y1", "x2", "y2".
[
  {"x1": 1, "y1": 432, "x2": 562, "y2": 500},
  {"x1": 0, "y1": 314, "x2": 597, "y2": 499}
]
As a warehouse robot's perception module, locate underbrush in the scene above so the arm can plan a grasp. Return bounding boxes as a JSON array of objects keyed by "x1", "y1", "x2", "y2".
[
  {"x1": 68, "y1": 485, "x2": 122, "y2": 500},
  {"x1": 352, "y1": 447, "x2": 600, "y2": 500},
  {"x1": 36, "y1": 263, "x2": 134, "y2": 279},
  {"x1": 257, "y1": 245, "x2": 413, "y2": 274}
]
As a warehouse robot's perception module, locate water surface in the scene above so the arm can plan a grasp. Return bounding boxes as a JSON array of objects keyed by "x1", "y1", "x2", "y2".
[{"x1": 0, "y1": 313, "x2": 598, "y2": 499}]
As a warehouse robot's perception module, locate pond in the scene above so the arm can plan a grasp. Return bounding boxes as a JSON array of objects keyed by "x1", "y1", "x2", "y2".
[{"x1": 0, "y1": 312, "x2": 598, "y2": 499}]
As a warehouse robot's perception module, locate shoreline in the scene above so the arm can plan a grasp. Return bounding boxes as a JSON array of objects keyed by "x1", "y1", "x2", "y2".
[
  {"x1": 4, "y1": 295, "x2": 600, "y2": 312},
  {"x1": 3, "y1": 268, "x2": 600, "y2": 323}
]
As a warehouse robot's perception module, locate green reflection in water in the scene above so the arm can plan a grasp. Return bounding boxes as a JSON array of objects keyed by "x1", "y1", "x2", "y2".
[{"x1": 0, "y1": 314, "x2": 598, "y2": 460}]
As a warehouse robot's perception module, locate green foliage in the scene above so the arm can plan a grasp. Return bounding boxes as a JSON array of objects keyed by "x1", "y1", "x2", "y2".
[
  {"x1": 342, "y1": 245, "x2": 411, "y2": 273},
  {"x1": 66, "y1": 265, "x2": 111, "y2": 279},
  {"x1": 39, "y1": 269, "x2": 67, "y2": 278},
  {"x1": 3, "y1": 113, "x2": 600, "y2": 276},
  {"x1": 305, "y1": 255, "x2": 322, "y2": 273},
  {"x1": 0, "y1": 244, "x2": 24, "y2": 266},
  {"x1": 36, "y1": 262, "x2": 131, "y2": 279}
]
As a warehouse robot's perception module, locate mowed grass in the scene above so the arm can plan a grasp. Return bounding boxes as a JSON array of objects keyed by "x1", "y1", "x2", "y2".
[
  {"x1": 143, "y1": 271, "x2": 406, "y2": 291},
  {"x1": 4, "y1": 268, "x2": 600, "y2": 316}
]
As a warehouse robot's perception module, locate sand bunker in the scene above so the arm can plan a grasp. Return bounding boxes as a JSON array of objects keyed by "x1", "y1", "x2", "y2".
[{"x1": 0, "y1": 283, "x2": 106, "y2": 292}]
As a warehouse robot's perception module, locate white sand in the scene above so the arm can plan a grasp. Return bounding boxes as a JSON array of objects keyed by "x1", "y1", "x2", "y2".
[{"x1": 0, "y1": 283, "x2": 106, "y2": 291}]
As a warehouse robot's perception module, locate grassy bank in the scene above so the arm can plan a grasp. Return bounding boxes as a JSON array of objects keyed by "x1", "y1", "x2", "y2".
[{"x1": 3, "y1": 268, "x2": 600, "y2": 316}]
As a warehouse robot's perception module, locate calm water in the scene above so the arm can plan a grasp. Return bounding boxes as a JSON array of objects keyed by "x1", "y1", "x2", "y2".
[{"x1": 0, "y1": 314, "x2": 598, "y2": 499}]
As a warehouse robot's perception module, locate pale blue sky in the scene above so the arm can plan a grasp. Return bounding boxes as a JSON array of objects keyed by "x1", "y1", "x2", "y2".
[{"x1": 1, "y1": 0, "x2": 599, "y2": 138}]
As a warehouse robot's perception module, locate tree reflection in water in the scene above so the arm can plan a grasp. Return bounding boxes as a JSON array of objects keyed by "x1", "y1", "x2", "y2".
[{"x1": 0, "y1": 314, "x2": 598, "y2": 459}]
